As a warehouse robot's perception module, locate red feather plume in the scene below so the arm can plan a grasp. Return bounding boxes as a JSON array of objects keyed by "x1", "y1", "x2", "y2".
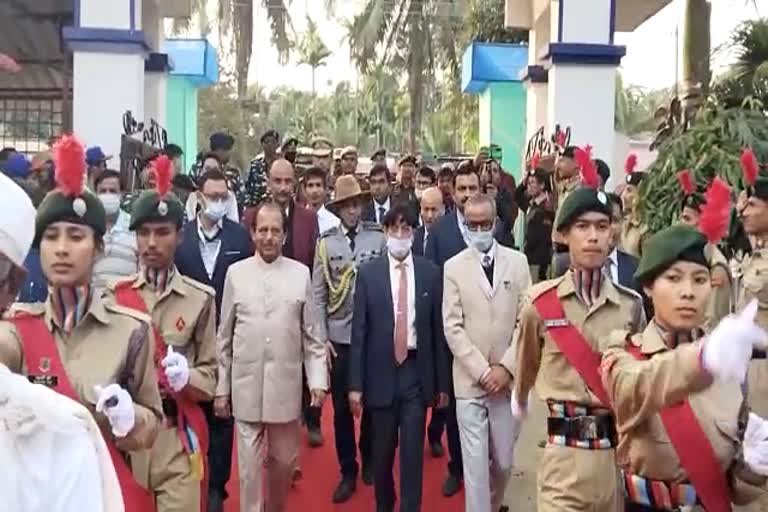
[
  {"x1": 53, "y1": 134, "x2": 85, "y2": 197},
  {"x1": 575, "y1": 145, "x2": 599, "y2": 189},
  {"x1": 677, "y1": 169, "x2": 696, "y2": 195},
  {"x1": 624, "y1": 153, "x2": 638, "y2": 175},
  {"x1": 152, "y1": 155, "x2": 173, "y2": 198},
  {"x1": 530, "y1": 152, "x2": 540, "y2": 171},
  {"x1": 741, "y1": 147, "x2": 759, "y2": 186},
  {"x1": 697, "y1": 177, "x2": 731, "y2": 244}
]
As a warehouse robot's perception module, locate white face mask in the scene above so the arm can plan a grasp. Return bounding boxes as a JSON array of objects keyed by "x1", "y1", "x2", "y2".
[
  {"x1": 203, "y1": 199, "x2": 227, "y2": 223},
  {"x1": 387, "y1": 235, "x2": 413, "y2": 259},
  {"x1": 98, "y1": 193, "x2": 121, "y2": 216},
  {"x1": 468, "y1": 229, "x2": 494, "y2": 253}
]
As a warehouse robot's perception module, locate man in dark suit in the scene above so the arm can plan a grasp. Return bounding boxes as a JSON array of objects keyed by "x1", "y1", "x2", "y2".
[
  {"x1": 412, "y1": 187, "x2": 445, "y2": 257},
  {"x1": 424, "y1": 161, "x2": 512, "y2": 496},
  {"x1": 174, "y1": 168, "x2": 252, "y2": 512},
  {"x1": 350, "y1": 204, "x2": 451, "y2": 512},
  {"x1": 363, "y1": 164, "x2": 394, "y2": 224}
]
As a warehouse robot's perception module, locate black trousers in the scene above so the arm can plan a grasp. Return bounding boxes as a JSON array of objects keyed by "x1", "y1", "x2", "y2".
[
  {"x1": 201, "y1": 400, "x2": 234, "y2": 498},
  {"x1": 330, "y1": 342, "x2": 372, "y2": 478},
  {"x1": 426, "y1": 356, "x2": 463, "y2": 477},
  {"x1": 302, "y1": 368, "x2": 321, "y2": 430},
  {"x1": 370, "y1": 355, "x2": 426, "y2": 512}
]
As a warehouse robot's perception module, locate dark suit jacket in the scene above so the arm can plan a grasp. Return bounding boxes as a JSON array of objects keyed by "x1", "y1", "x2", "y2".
[
  {"x1": 363, "y1": 194, "x2": 420, "y2": 224},
  {"x1": 412, "y1": 226, "x2": 427, "y2": 257},
  {"x1": 175, "y1": 218, "x2": 252, "y2": 323},
  {"x1": 349, "y1": 254, "x2": 451, "y2": 408},
  {"x1": 424, "y1": 210, "x2": 513, "y2": 269}
]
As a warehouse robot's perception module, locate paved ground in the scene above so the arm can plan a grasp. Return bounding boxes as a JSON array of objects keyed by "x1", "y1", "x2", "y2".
[{"x1": 502, "y1": 398, "x2": 547, "y2": 511}]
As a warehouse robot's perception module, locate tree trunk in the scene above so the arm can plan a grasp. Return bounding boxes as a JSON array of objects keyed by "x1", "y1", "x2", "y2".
[
  {"x1": 407, "y1": 2, "x2": 426, "y2": 153},
  {"x1": 681, "y1": 0, "x2": 711, "y2": 119},
  {"x1": 311, "y1": 66, "x2": 316, "y2": 134}
]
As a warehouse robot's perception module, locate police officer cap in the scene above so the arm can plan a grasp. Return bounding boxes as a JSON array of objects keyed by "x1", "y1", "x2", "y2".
[
  {"x1": 555, "y1": 187, "x2": 612, "y2": 232},
  {"x1": 210, "y1": 132, "x2": 235, "y2": 151},
  {"x1": 398, "y1": 154, "x2": 418, "y2": 166},
  {"x1": 634, "y1": 225, "x2": 708, "y2": 285},
  {"x1": 34, "y1": 136, "x2": 106, "y2": 248},
  {"x1": 260, "y1": 129, "x2": 280, "y2": 144}
]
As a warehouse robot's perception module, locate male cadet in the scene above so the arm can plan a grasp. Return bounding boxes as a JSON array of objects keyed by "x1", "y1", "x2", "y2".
[
  {"x1": 106, "y1": 155, "x2": 217, "y2": 512},
  {"x1": 513, "y1": 156, "x2": 646, "y2": 512},
  {"x1": 313, "y1": 175, "x2": 387, "y2": 503}
]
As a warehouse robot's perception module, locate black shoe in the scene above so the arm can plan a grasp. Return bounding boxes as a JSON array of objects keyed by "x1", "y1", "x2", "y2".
[
  {"x1": 332, "y1": 477, "x2": 357, "y2": 503},
  {"x1": 429, "y1": 440, "x2": 445, "y2": 458},
  {"x1": 307, "y1": 426, "x2": 324, "y2": 447},
  {"x1": 362, "y1": 463, "x2": 374, "y2": 485},
  {"x1": 499, "y1": 507, "x2": 510, "y2": 512},
  {"x1": 442, "y1": 473, "x2": 462, "y2": 497}
]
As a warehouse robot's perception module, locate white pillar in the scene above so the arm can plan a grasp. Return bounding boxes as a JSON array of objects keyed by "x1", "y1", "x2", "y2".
[
  {"x1": 523, "y1": 18, "x2": 551, "y2": 147},
  {"x1": 143, "y1": 0, "x2": 167, "y2": 127}
]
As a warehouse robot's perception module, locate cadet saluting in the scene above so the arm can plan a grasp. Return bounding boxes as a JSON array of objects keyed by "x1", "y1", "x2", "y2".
[
  {"x1": 0, "y1": 135, "x2": 163, "y2": 511},
  {"x1": 103, "y1": 155, "x2": 217, "y2": 512},
  {"x1": 601, "y1": 181, "x2": 768, "y2": 511},
  {"x1": 513, "y1": 147, "x2": 645, "y2": 512}
]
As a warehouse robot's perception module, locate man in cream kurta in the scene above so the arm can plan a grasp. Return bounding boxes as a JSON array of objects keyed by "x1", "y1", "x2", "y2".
[{"x1": 215, "y1": 203, "x2": 328, "y2": 512}]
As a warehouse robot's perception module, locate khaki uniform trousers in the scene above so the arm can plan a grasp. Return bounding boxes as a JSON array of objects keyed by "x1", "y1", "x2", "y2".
[
  {"x1": 132, "y1": 424, "x2": 200, "y2": 512},
  {"x1": 236, "y1": 419, "x2": 300, "y2": 512},
  {"x1": 537, "y1": 444, "x2": 622, "y2": 511}
]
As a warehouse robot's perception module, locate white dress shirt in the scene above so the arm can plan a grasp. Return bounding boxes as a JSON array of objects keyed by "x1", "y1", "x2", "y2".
[
  {"x1": 456, "y1": 209, "x2": 471, "y2": 247},
  {"x1": 389, "y1": 253, "x2": 417, "y2": 349},
  {"x1": 373, "y1": 197, "x2": 391, "y2": 224},
  {"x1": 197, "y1": 216, "x2": 223, "y2": 278},
  {"x1": 606, "y1": 248, "x2": 619, "y2": 283},
  {"x1": 317, "y1": 204, "x2": 341, "y2": 234}
]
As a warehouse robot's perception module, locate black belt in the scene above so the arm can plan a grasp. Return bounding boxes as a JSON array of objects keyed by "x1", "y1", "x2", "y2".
[
  {"x1": 162, "y1": 397, "x2": 178, "y2": 424},
  {"x1": 753, "y1": 349, "x2": 766, "y2": 359},
  {"x1": 547, "y1": 414, "x2": 616, "y2": 441}
]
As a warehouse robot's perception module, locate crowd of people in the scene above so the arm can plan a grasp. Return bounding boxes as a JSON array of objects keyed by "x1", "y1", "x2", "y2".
[{"x1": 2, "y1": 128, "x2": 768, "y2": 512}]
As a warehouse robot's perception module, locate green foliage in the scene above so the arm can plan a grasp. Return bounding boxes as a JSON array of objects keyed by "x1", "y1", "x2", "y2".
[
  {"x1": 638, "y1": 102, "x2": 768, "y2": 233},
  {"x1": 712, "y1": 17, "x2": 768, "y2": 108}
]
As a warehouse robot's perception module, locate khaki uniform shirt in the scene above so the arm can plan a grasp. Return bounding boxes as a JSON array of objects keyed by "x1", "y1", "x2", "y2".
[
  {"x1": 620, "y1": 214, "x2": 648, "y2": 259},
  {"x1": 514, "y1": 270, "x2": 646, "y2": 406},
  {"x1": 705, "y1": 243, "x2": 732, "y2": 329},
  {"x1": 602, "y1": 325, "x2": 766, "y2": 504},
  {"x1": 0, "y1": 295, "x2": 162, "y2": 452},
  {"x1": 103, "y1": 270, "x2": 218, "y2": 401},
  {"x1": 737, "y1": 246, "x2": 768, "y2": 418}
]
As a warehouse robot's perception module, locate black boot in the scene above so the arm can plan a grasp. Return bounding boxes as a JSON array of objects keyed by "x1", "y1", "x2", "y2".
[{"x1": 332, "y1": 476, "x2": 357, "y2": 503}]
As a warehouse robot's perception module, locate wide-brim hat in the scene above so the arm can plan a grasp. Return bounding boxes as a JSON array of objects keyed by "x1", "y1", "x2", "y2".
[{"x1": 327, "y1": 175, "x2": 370, "y2": 213}]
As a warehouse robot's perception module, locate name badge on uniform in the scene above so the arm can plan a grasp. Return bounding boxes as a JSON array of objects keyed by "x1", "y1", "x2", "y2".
[
  {"x1": 28, "y1": 356, "x2": 58, "y2": 387},
  {"x1": 543, "y1": 318, "x2": 570, "y2": 328}
]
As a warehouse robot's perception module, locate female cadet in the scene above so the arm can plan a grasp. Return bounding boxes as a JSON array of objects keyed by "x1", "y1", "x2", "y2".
[
  {"x1": 0, "y1": 135, "x2": 163, "y2": 510},
  {"x1": 601, "y1": 186, "x2": 768, "y2": 512}
]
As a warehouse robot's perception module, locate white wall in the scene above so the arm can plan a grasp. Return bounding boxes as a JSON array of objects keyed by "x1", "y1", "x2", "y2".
[
  {"x1": 80, "y1": 0, "x2": 132, "y2": 30},
  {"x1": 560, "y1": 0, "x2": 611, "y2": 44}
]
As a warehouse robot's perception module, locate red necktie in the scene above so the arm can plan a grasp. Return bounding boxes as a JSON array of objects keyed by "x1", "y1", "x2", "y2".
[{"x1": 394, "y1": 262, "x2": 408, "y2": 365}]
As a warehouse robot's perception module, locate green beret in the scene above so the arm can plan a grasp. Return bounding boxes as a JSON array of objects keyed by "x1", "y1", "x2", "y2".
[
  {"x1": 34, "y1": 190, "x2": 106, "y2": 248},
  {"x1": 625, "y1": 172, "x2": 646, "y2": 186},
  {"x1": 751, "y1": 175, "x2": 768, "y2": 200},
  {"x1": 555, "y1": 188, "x2": 612, "y2": 231},
  {"x1": 129, "y1": 190, "x2": 185, "y2": 230},
  {"x1": 682, "y1": 193, "x2": 705, "y2": 211},
  {"x1": 634, "y1": 225, "x2": 708, "y2": 285}
]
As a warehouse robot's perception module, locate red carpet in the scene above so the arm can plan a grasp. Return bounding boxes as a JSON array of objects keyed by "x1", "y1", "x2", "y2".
[{"x1": 223, "y1": 402, "x2": 465, "y2": 511}]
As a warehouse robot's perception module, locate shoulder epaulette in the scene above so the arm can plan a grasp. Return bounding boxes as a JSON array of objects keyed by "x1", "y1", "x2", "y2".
[
  {"x1": 320, "y1": 226, "x2": 341, "y2": 238},
  {"x1": 107, "y1": 274, "x2": 139, "y2": 292},
  {"x1": 361, "y1": 221, "x2": 383, "y2": 232},
  {"x1": 614, "y1": 282, "x2": 642, "y2": 301},
  {"x1": 605, "y1": 329, "x2": 633, "y2": 349},
  {"x1": 7, "y1": 302, "x2": 45, "y2": 318},
  {"x1": 529, "y1": 275, "x2": 565, "y2": 302},
  {"x1": 180, "y1": 275, "x2": 215, "y2": 296},
  {"x1": 103, "y1": 302, "x2": 153, "y2": 325}
]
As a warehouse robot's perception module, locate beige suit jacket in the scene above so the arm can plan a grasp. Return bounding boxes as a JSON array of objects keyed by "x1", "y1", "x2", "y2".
[
  {"x1": 443, "y1": 244, "x2": 531, "y2": 399},
  {"x1": 216, "y1": 254, "x2": 328, "y2": 423}
]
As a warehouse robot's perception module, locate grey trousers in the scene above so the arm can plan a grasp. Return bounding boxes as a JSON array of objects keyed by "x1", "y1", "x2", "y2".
[{"x1": 456, "y1": 393, "x2": 521, "y2": 512}]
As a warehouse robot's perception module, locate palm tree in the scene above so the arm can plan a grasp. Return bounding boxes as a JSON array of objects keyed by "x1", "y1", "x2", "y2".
[
  {"x1": 712, "y1": 18, "x2": 768, "y2": 108},
  {"x1": 681, "y1": 0, "x2": 711, "y2": 118},
  {"x1": 297, "y1": 16, "x2": 332, "y2": 133}
]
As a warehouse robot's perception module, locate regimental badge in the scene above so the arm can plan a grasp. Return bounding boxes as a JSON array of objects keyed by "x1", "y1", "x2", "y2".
[
  {"x1": 158, "y1": 200, "x2": 169, "y2": 216},
  {"x1": 176, "y1": 316, "x2": 186, "y2": 331},
  {"x1": 39, "y1": 357, "x2": 51, "y2": 373},
  {"x1": 597, "y1": 191, "x2": 607, "y2": 204},
  {"x1": 72, "y1": 197, "x2": 87, "y2": 217}
]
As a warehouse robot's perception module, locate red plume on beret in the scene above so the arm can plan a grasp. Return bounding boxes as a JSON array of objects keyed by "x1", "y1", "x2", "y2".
[
  {"x1": 624, "y1": 153, "x2": 638, "y2": 175},
  {"x1": 53, "y1": 134, "x2": 85, "y2": 197},
  {"x1": 530, "y1": 152, "x2": 540, "y2": 171},
  {"x1": 677, "y1": 169, "x2": 696, "y2": 195},
  {"x1": 741, "y1": 147, "x2": 759, "y2": 186},
  {"x1": 556, "y1": 131, "x2": 567, "y2": 147},
  {"x1": 698, "y1": 177, "x2": 731, "y2": 244},
  {"x1": 152, "y1": 155, "x2": 173, "y2": 198},
  {"x1": 575, "y1": 145, "x2": 599, "y2": 189}
]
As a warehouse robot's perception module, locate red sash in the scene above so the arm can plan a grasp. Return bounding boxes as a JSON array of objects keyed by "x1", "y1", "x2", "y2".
[
  {"x1": 10, "y1": 314, "x2": 155, "y2": 512},
  {"x1": 533, "y1": 287, "x2": 611, "y2": 406},
  {"x1": 626, "y1": 344, "x2": 732, "y2": 512},
  {"x1": 114, "y1": 281, "x2": 210, "y2": 512}
]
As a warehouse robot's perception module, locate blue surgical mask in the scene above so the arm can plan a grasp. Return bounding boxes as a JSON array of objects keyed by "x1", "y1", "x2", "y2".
[
  {"x1": 203, "y1": 199, "x2": 227, "y2": 223},
  {"x1": 468, "y1": 229, "x2": 494, "y2": 253},
  {"x1": 98, "y1": 193, "x2": 121, "y2": 216}
]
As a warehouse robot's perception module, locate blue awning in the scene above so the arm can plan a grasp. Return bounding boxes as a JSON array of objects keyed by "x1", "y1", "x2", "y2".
[
  {"x1": 461, "y1": 42, "x2": 528, "y2": 94},
  {"x1": 163, "y1": 38, "x2": 218, "y2": 88}
]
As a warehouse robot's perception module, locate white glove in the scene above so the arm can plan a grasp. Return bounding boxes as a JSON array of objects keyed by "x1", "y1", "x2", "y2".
[
  {"x1": 703, "y1": 300, "x2": 768, "y2": 383},
  {"x1": 744, "y1": 412, "x2": 768, "y2": 475},
  {"x1": 162, "y1": 345, "x2": 190, "y2": 392},
  {"x1": 94, "y1": 384, "x2": 135, "y2": 438}
]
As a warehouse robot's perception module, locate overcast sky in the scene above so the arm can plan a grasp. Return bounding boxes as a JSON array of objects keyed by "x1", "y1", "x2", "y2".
[{"x1": 236, "y1": 0, "x2": 761, "y2": 94}]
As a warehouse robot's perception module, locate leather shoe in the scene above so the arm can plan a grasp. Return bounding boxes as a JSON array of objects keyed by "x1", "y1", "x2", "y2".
[
  {"x1": 442, "y1": 473, "x2": 462, "y2": 496},
  {"x1": 429, "y1": 440, "x2": 444, "y2": 458},
  {"x1": 307, "y1": 427, "x2": 324, "y2": 447},
  {"x1": 332, "y1": 477, "x2": 357, "y2": 503},
  {"x1": 362, "y1": 463, "x2": 374, "y2": 485},
  {"x1": 499, "y1": 507, "x2": 510, "y2": 512}
]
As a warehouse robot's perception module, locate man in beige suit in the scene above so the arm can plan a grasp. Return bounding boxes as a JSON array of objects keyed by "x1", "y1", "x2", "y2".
[
  {"x1": 443, "y1": 194, "x2": 530, "y2": 512},
  {"x1": 214, "y1": 202, "x2": 329, "y2": 512}
]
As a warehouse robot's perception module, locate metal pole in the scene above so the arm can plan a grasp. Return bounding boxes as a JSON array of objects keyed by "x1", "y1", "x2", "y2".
[{"x1": 674, "y1": 24, "x2": 679, "y2": 97}]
